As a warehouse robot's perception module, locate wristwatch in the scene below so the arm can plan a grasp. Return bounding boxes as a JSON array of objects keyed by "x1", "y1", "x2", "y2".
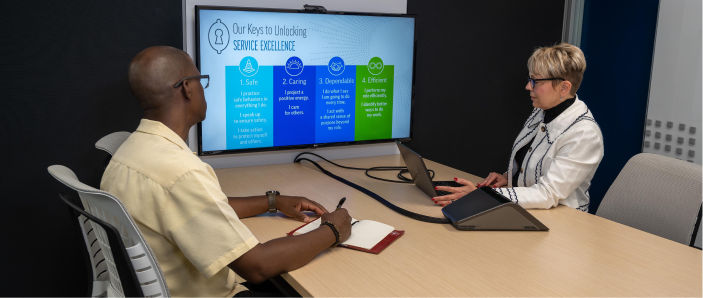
[{"x1": 266, "y1": 190, "x2": 280, "y2": 213}]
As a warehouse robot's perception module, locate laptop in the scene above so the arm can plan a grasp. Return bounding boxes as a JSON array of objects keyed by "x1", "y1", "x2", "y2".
[{"x1": 397, "y1": 142, "x2": 463, "y2": 197}]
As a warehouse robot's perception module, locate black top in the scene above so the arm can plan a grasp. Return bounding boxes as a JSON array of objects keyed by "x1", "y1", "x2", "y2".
[
  {"x1": 511, "y1": 97, "x2": 575, "y2": 186},
  {"x1": 543, "y1": 97, "x2": 576, "y2": 124}
]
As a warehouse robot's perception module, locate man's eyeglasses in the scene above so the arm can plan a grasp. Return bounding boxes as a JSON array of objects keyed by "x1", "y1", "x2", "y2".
[
  {"x1": 527, "y1": 77, "x2": 564, "y2": 88},
  {"x1": 173, "y1": 74, "x2": 210, "y2": 89}
]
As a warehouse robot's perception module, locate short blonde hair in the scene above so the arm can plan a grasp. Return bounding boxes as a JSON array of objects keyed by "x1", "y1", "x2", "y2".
[{"x1": 527, "y1": 43, "x2": 586, "y2": 95}]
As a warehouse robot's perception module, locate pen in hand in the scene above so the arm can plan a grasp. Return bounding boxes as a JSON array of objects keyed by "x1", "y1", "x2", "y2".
[{"x1": 336, "y1": 197, "x2": 346, "y2": 210}]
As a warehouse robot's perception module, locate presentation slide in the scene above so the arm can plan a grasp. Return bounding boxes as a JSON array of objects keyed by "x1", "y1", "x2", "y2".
[{"x1": 197, "y1": 8, "x2": 414, "y2": 153}]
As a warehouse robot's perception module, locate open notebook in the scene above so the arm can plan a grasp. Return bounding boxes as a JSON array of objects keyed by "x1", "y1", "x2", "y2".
[{"x1": 288, "y1": 217, "x2": 404, "y2": 254}]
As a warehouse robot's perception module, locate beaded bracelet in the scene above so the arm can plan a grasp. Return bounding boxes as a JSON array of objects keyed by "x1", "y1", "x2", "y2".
[{"x1": 320, "y1": 221, "x2": 340, "y2": 247}]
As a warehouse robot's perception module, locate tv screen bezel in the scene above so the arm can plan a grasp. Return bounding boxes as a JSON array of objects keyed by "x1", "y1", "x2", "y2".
[{"x1": 195, "y1": 5, "x2": 416, "y2": 156}]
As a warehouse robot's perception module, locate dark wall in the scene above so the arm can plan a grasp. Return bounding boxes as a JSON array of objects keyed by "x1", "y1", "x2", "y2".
[
  {"x1": 0, "y1": 1, "x2": 181, "y2": 295},
  {"x1": 406, "y1": 1, "x2": 564, "y2": 178},
  {"x1": 579, "y1": 0, "x2": 659, "y2": 213}
]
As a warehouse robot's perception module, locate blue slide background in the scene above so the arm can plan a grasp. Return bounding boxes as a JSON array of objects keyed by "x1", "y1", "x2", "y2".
[
  {"x1": 273, "y1": 66, "x2": 316, "y2": 146},
  {"x1": 225, "y1": 66, "x2": 274, "y2": 150},
  {"x1": 198, "y1": 9, "x2": 414, "y2": 152},
  {"x1": 314, "y1": 65, "x2": 356, "y2": 143}
]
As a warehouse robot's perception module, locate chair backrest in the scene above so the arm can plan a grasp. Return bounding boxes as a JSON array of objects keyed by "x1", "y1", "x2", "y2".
[
  {"x1": 95, "y1": 131, "x2": 131, "y2": 156},
  {"x1": 76, "y1": 210, "x2": 111, "y2": 297},
  {"x1": 90, "y1": 131, "x2": 132, "y2": 296},
  {"x1": 48, "y1": 165, "x2": 169, "y2": 297},
  {"x1": 597, "y1": 153, "x2": 702, "y2": 246}
]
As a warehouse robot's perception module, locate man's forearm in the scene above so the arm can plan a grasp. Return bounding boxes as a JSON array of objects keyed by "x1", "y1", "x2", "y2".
[
  {"x1": 228, "y1": 196, "x2": 268, "y2": 218},
  {"x1": 229, "y1": 227, "x2": 336, "y2": 283}
]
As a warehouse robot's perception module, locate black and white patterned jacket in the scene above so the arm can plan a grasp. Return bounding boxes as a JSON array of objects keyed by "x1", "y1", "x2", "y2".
[{"x1": 494, "y1": 96, "x2": 604, "y2": 211}]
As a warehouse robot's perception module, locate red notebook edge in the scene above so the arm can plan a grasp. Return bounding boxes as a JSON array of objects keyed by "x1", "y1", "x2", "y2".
[
  {"x1": 286, "y1": 220, "x2": 314, "y2": 237},
  {"x1": 341, "y1": 229, "x2": 404, "y2": 254},
  {"x1": 287, "y1": 222, "x2": 404, "y2": 254}
]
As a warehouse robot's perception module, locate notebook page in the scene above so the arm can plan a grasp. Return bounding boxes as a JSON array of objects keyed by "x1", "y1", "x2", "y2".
[
  {"x1": 292, "y1": 217, "x2": 325, "y2": 235},
  {"x1": 292, "y1": 218, "x2": 395, "y2": 249},
  {"x1": 292, "y1": 217, "x2": 362, "y2": 235},
  {"x1": 344, "y1": 220, "x2": 395, "y2": 250}
]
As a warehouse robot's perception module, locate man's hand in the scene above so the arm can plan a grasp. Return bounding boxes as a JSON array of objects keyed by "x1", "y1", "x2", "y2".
[
  {"x1": 320, "y1": 208, "x2": 352, "y2": 243},
  {"x1": 276, "y1": 195, "x2": 327, "y2": 223}
]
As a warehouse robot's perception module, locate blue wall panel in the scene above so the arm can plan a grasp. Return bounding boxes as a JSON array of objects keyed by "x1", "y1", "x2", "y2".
[{"x1": 579, "y1": 0, "x2": 659, "y2": 213}]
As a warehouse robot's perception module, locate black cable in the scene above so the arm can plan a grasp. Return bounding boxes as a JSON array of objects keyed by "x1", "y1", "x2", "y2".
[
  {"x1": 396, "y1": 168, "x2": 435, "y2": 182},
  {"x1": 293, "y1": 153, "x2": 449, "y2": 224},
  {"x1": 690, "y1": 204, "x2": 702, "y2": 248},
  {"x1": 292, "y1": 151, "x2": 435, "y2": 183}
]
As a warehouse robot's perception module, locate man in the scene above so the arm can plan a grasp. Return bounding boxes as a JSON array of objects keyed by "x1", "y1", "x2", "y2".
[{"x1": 101, "y1": 46, "x2": 352, "y2": 296}]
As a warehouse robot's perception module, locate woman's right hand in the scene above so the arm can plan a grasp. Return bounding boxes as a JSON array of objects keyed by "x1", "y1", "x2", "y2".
[{"x1": 477, "y1": 172, "x2": 508, "y2": 188}]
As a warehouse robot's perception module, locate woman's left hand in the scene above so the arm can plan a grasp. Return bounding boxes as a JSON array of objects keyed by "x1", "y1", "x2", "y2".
[{"x1": 432, "y1": 177, "x2": 477, "y2": 207}]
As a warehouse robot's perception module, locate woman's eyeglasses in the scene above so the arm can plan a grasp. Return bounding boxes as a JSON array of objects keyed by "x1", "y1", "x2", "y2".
[{"x1": 527, "y1": 77, "x2": 564, "y2": 88}]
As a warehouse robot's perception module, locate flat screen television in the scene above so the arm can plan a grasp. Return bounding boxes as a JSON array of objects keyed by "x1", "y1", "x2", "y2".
[{"x1": 195, "y1": 6, "x2": 416, "y2": 155}]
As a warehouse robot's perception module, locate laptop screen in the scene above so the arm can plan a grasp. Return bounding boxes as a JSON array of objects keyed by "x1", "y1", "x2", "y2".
[{"x1": 397, "y1": 143, "x2": 438, "y2": 197}]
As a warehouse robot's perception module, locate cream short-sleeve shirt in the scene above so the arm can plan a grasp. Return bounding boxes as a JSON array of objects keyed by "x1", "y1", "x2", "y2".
[{"x1": 101, "y1": 119, "x2": 259, "y2": 297}]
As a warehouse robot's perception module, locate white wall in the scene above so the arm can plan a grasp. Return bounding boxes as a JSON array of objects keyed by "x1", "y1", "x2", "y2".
[
  {"x1": 644, "y1": 0, "x2": 702, "y2": 248},
  {"x1": 181, "y1": 0, "x2": 406, "y2": 168},
  {"x1": 643, "y1": 0, "x2": 702, "y2": 165}
]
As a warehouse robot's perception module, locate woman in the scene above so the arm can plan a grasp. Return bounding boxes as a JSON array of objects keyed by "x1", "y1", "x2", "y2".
[{"x1": 434, "y1": 43, "x2": 603, "y2": 211}]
